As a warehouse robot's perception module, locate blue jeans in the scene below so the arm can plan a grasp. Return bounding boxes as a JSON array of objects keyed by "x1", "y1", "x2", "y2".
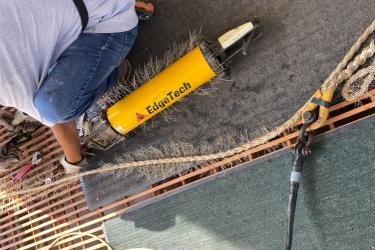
[{"x1": 34, "y1": 26, "x2": 138, "y2": 123}]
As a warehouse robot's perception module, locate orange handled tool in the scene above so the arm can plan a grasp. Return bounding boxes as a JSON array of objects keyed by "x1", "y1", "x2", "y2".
[{"x1": 135, "y1": 0, "x2": 154, "y2": 20}]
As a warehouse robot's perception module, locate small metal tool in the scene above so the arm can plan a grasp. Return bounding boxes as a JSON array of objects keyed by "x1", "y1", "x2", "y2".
[{"x1": 13, "y1": 152, "x2": 42, "y2": 183}]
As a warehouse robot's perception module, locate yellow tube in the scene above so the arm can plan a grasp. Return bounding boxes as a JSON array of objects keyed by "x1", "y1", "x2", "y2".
[{"x1": 107, "y1": 47, "x2": 217, "y2": 134}]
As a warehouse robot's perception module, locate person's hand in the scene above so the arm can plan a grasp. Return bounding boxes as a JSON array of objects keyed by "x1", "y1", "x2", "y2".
[{"x1": 0, "y1": 109, "x2": 14, "y2": 131}]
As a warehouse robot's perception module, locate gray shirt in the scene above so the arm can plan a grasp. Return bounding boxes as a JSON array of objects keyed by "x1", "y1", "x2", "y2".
[{"x1": 0, "y1": 0, "x2": 138, "y2": 125}]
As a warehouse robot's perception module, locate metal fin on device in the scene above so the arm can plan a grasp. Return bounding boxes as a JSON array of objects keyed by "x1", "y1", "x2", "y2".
[{"x1": 218, "y1": 22, "x2": 256, "y2": 50}]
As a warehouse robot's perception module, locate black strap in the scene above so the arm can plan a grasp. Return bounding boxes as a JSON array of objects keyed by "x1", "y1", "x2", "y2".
[
  {"x1": 311, "y1": 97, "x2": 331, "y2": 108},
  {"x1": 72, "y1": 0, "x2": 89, "y2": 32}
]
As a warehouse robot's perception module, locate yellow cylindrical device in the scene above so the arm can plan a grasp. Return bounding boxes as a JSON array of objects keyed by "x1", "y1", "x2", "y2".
[{"x1": 107, "y1": 46, "x2": 217, "y2": 134}]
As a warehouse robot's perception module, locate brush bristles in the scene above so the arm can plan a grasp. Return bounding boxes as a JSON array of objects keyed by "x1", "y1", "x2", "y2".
[
  {"x1": 103, "y1": 127, "x2": 271, "y2": 181},
  {"x1": 98, "y1": 30, "x2": 203, "y2": 110}
]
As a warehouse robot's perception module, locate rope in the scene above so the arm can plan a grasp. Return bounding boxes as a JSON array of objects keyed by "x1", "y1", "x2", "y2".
[
  {"x1": 3, "y1": 18, "x2": 375, "y2": 198},
  {"x1": 46, "y1": 232, "x2": 153, "y2": 250},
  {"x1": 47, "y1": 232, "x2": 114, "y2": 250},
  {"x1": 307, "y1": 38, "x2": 375, "y2": 130},
  {"x1": 321, "y1": 20, "x2": 375, "y2": 91},
  {"x1": 342, "y1": 64, "x2": 375, "y2": 101}
]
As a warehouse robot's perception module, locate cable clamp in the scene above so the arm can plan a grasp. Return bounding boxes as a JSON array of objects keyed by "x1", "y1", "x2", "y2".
[{"x1": 290, "y1": 171, "x2": 302, "y2": 183}]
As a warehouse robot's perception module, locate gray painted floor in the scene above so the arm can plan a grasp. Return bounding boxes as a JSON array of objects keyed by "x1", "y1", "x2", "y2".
[{"x1": 82, "y1": 0, "x2": 375, "y2": 210}]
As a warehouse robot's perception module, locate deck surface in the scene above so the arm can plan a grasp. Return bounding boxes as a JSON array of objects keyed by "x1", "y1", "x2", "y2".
[
  {"x1": 83, "y1": 0, "x2": 375, "y2": 210},
  {"x1": 0, "y1": 0, "x2": 375, "y2": 248},
  {"x1": 0, "y1": 90, "x2": 374, "y2": 249},
  {"x1": 104, "y1": 116, "x2": 375, "y2": 250}
]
